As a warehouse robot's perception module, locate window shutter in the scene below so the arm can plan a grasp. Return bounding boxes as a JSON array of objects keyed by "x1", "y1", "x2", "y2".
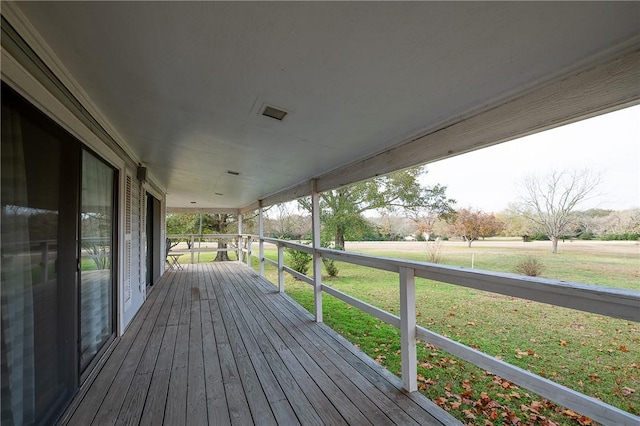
[{"x1": 124, "y1": 174, "x2": 132, "y2": 307}]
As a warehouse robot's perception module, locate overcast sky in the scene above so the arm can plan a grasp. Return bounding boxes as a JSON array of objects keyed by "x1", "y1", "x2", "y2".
[{"x1": 422, "y1": 104, "x2": 640, "y2": 213}]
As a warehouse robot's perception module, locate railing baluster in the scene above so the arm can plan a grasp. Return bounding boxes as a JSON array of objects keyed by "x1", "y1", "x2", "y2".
[
  {"x1": 277, "y1": 243, "x2": 284, "y2": 293},
  {"x1": 399, "y1": 266, "x2": 417, "y2": 392}
]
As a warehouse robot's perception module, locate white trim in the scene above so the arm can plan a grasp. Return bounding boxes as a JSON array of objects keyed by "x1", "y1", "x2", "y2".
[
  {"x1": 1, "y1": 49, "x2": 125, "y2": 171},
  {"x1": 2, "y1": 1, "x2": 140, "y2": 166}
]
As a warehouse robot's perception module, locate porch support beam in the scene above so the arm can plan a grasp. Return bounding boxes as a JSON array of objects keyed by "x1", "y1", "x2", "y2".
[
  {"x1": 312, "y1": 179, "x2": 322, "y2": 323},
  {"x1": 237, "y1": 213, "x2": 243, "y2": 262},
  {"x1": 399, "y1": 266, "x2": 417, "y2": 392},
  {"x1": 258, "y1": 205, "x2": 264, "y2": 276}
]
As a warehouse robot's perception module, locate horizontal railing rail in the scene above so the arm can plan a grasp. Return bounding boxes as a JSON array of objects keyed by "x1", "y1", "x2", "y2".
[
  {"x1": 250, "y1": 235, "x2": 639, "y2": 426},
  {"x1": 167, "y1": 233, "x2": 249, "y2": 264}
]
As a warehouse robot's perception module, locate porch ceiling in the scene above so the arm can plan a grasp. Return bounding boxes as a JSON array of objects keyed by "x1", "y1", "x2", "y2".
[{"x1": 10, "y1": 2, "x2": 640, "y2": 211}]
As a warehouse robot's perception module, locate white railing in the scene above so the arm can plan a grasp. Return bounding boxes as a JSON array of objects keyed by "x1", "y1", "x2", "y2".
[
  {"x1": 246, "y1": 235, "x2": 639, "y2": 426},
  {"x1": 166, "y1": 233, "x2": 254, "y2": 264}
]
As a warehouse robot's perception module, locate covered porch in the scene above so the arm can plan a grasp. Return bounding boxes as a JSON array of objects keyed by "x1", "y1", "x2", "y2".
[{"x1": 61, "y1": 262, "x2": 456, "y2": 425}]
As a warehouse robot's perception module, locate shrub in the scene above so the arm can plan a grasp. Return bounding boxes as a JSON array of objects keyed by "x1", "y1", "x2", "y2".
[
  {"x1": 514, "y1": 256, "x2": 544, "y2": 277},
  {"x1": 425, "y1": 239, "x2": 443, "y2": 264},
  {"x1": 321, "y1": 239, "x2": 340, "y2": 277},
  {"x1": 286, "y1": 247, "x2": 312, "y2": 276},
  {"x1": 322, "y1": 257, "x2": 339, "y2": 277}
]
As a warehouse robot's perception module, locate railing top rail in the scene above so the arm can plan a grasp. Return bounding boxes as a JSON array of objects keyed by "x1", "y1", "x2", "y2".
[
  {"x1": 254, "y1": 235, "x2": 639, "y2": 322},
  {"x1": 167, "y1": 233, "x2": 241, "y2": 239}
]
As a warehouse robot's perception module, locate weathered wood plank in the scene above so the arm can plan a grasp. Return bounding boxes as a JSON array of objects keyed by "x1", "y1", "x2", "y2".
[
  {"x1": 139, "y1": 324, "x2": 178, "y2": 426},
  {"x1": 238, "y1": 266, "x2": 448, "y2": 425},
  {"x1": 277, "y1": 348, "x2": 348, "y2": 425},
  {"x1": 66, "y1": 276, "x2": 168, "y2": 425},
  {"x1": 200, "y1": 292, "x2": 231, "y2": 426},
  {"x1": 187, "y1": 299, "x2": 207, "y2": 425},
  {"x1": 163, "y1": 321, "x2": 190, "y2": 426},
  {"x1": 90, "y1": 276, "x2": 172, "y2": 426},
  {"x1": 237, "y1": 269, "x2": 419, "y2": 426},
  {"x1": 65, "y1": 263, "x2": 452, "y2": 426},
  {"x1": 218, "y1": 343, "x2": 254, "y2": 426}
]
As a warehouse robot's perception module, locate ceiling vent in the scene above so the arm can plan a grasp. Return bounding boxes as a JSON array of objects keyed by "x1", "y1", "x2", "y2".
[{"x1": 262, "y1": 105, "x2": 288, "y2": 121}]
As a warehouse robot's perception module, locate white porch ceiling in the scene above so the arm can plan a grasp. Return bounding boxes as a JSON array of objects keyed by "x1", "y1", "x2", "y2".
[{"x1": 11, "y1": 1, "x2": 640, "y2": 211}]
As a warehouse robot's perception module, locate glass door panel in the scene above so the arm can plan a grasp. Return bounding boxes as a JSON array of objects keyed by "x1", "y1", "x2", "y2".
[
  {"x1": 1, "y1": 84, "x2": 78, "y2": 425},
  {"x1": 79, "y1": 150, "x2": 115, "y2": 372}
]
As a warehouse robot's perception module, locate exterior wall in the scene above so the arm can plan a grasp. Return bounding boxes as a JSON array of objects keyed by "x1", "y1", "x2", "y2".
[{"x1": 1, "y1": 6, "x2": 165, "y2": 334}]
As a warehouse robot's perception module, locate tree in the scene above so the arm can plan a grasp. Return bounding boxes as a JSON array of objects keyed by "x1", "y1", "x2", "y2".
[
  {"x1": 450, "y1": 208, "x2": 500, "y2": 247},
  {"x1": 406, "y1": 183, "x2": 456, "y2": 240},
  {"x1": 264, "y1": 203, "x2": 310, "y2": 239},
  {"x1": 166, "y1": 213, "x2": 199, "y2": 248},
  {"x1": 517, "y1": 169, "x2": 601, "y2": 253},
  {"x1": 299, "y1": 166, "x2": 454, "y2": 250},
  {"x1": 496, "y1": 204, "x2": 539, "y2": 241},
  {"x1": 202, "y1": 213, "x2": 236, "y2": 261}
]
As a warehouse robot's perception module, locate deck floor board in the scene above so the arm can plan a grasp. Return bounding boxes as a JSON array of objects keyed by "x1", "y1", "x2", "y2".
[{"x1": 62, "y1": 262, "x2": 458, "y2": 425}]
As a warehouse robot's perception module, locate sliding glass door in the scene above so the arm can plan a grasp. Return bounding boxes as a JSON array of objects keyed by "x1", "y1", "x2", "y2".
[{"x1": 1, "y1": 84, "x2": 117, "y2": 424}]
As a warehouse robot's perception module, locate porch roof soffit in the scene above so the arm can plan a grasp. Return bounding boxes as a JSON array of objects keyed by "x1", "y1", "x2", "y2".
[{"x1": 4, "y1": 1, "x2": 639, "y2": 213}]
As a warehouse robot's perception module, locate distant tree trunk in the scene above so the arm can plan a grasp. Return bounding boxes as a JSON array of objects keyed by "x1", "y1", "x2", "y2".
[
  {"x1": 215, "y1": 239, "x2": 230, "y2": 261},
  {"x1": 210, "y1": 213, "x2": 231, "y2": 262},
  {"x1": 551, "y1": 236, "x2": 559, "y2": 254},
  {"x1": 335, "y1": 225, "x2": 345, "y2": 250}
]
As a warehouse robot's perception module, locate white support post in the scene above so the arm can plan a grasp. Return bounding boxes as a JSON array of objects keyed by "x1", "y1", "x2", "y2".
[
  {"x1": 237, "y1": 214, "x2": 243, "y2": 262},
  {"x1": 190, "y1": 235, "x2": 195, "y2": 264},
  {"x1": 259, "y1": 206, "x2": 265, "y2": 276},
  {"x1": 247, "y1": 237, "x2": 252, "y2": 267},
  {"x1": 399, "y1": 266, "x2": 417, "y2": 392},
  {"x1": 312, "y1": 180, "x2": 323, "y2": 323},
  {"x1": 277, "y1": 243, "x2": 284, "y2": 293}
]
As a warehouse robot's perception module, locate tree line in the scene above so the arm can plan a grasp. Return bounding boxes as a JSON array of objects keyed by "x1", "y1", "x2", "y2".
[{"x1": 167, "y1": 167, "x2": 638, "y2": 257}]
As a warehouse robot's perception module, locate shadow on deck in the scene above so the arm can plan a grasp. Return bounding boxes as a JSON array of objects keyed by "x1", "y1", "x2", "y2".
[{"x1": 61, "y1": 262, "x2": 458, "y2": 425}]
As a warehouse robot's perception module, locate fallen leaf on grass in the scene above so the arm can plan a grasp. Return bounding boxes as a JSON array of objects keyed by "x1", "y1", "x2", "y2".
[
  {"x1": 559, "y1": 340, "x2": 568, "y2": 347},
  {"x1": 435, "y1": 397, "x2": 447, "y2": 407},
  {"x1": 463, "y1": 409, "x2": 476, "y2": 420},
  {"x1": 619, "y1": 345, "x2": 629, "y2": 352},
  {"x1": 622, "y1": 386, "x2": 636, "y2": 397},
  {"x1": 460, "y1": 390, "x2": 473, "y2": 398},
  {"x1": 562, "y1": 409, "x2": 593, "y2": 425}
]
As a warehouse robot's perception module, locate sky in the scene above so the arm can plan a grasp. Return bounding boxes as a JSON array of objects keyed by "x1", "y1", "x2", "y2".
[{"x1": 421, "y1": 104, "x2": 640, "y2": 213}]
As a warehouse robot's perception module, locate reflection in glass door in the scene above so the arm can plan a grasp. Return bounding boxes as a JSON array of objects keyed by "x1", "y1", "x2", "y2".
[
  {"x1": 1, "y1": 84, "x2": 78, "y2": 425},
  {"x1": 79, "y1": 150, "x2": 115, "y2": 372}
]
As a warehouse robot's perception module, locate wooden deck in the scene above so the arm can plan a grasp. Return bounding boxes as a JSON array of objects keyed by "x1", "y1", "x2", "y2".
[{"x1": 61, "y1": 262, "x2": 458, "y2": 425}]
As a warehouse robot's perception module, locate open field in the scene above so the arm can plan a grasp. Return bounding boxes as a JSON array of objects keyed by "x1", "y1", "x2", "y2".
[
  {"x1": 346, "y1": 239, "x2": 639, "y2": 256},
  {"x1": 341, "y1": 239, "x2": 640, "y2": 290},
  {"x1": 250, "y1": 239, "x2": 639, "y2": 425}
]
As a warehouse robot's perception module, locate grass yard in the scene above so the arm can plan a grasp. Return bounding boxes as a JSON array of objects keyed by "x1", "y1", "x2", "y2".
[{"x1": 252, "y1": 239, "x2": 639, "y2": 425}]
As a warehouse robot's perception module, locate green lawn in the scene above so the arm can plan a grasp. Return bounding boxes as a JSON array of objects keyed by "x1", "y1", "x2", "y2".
[{"x1": 252, "y1": 240, "x2": 639, "y2": 425}]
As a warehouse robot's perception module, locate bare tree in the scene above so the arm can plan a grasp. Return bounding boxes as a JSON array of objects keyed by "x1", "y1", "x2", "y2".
[{"x1": 518, "y1": 169, "x2": 601, "y2": 253}]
